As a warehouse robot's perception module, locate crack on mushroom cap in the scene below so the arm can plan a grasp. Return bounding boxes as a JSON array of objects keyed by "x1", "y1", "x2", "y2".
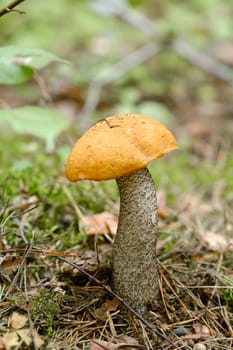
[{"x1": 65, "y1": 114, "x2": 177, "y2": 182}]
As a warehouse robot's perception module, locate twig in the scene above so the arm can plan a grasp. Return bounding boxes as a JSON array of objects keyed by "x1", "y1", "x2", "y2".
[
  {"x1": 0, "y1": 0, "x2": 26, "y2": 17},
  {"x1": 92, "y1": 339, "x2": 146, "y2": 350},
  {"x1": 157, "y1": 260, "x2": 205, "y2": 309},
  {"x1": 92, "y1": 0, "x2": 161, "y2": 39},
  {"x1": 3, "y1": 243, "x2": 32, "y2": 299},
  {"x1": 81, "y1": 0, "x2": 232, "y2": 124},
  {"x1": 102, "y1": 0, "x2": 232, "y2": 83},
  {"x1": 172, "y1": 38, "x2": 232, "y2": 83},
  {"x1": 157, "y1": 274, "x2": 172, "y2": 321},
  {"x1": 207, "y1": 250, "x2": 223, "y2": 306},
  {"x1": 221, "y1": 306, "x2": 233, "y2": 337},
  {"x1": 0, "y1": 247, "x2": 76, "y2": 257},
  {"x1": 23, "y1": 263, "x2": 38, "y2": 350},
  {"x1": 34, "y1": 71, "x2": 52, "y2": 102},
  {"x1": 56, "y1": 255, "x2": 184, "y2": 349},
  {"x1": 79, "y1": 42, "x2": 160, "y2": 124},
  {"x1": 158, "y1": 264, "x2": 193, "y2": 317},
  {"x1": 62, "y1": 184, "x2": 84, "y2": 220}
]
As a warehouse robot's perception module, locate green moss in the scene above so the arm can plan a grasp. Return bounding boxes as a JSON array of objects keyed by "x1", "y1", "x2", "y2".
[
  {"x1": 149, "y1": 149, "x2": 233, "y2": 206},
  {"x1": 10, "y1": 287, "x2": 61, "y2": 336}
]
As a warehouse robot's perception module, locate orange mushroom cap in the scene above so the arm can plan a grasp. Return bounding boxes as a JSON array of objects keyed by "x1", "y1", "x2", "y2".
[{"x1": 65, "y1": 114, "x2": 178, "y2": 181}]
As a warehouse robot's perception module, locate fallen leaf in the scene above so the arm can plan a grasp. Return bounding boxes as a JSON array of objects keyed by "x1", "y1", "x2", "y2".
[
  {"x1": 5, "y1": 313, "x2": 44, "y2": 349},
  {"x1": 0, "y1": 332, "x2": 19, "y2": 349},
  {"x1": 80, "y1": 212, "x2": 117, "y2": 235},
  {"x1": 102, "y1": 298, "x2": 120, "y2": 312},
  {"x1": 117, "y1": 335, "x2": 143, "y2": 348},
  {"x1": 193, "y1": 322, "x2": 212, "y2": 336},
  {"x1": 31, "y1": 330, "x2": 44, "y2": 347},
  {"x1": 198, "y1": 230, "x2": 233, "y2": 251},
  {"x1": 0, "y1": 257, "x2": 23, "y2": 276},
  {"x1": 16, "y1": 329, "x2": 31, "y2": 346},
  {"x1": 11, "y1": 194, "x2": 38, "y2": 213},
  {"x1": 17, "y1": 329, "x2": 44, "y2": 347},
  {"x1": 9, "y1": 312, "x2": 27, "y2": 330},
  {"x1": 90, "y1": 336, "x2": 143, "y2": 350},
  {"x1": 157, "y1": 189, "x2": 168, "y2": 218},
  {"x1": 90, "y1": 340, "x2": 116, "y2": 350}
]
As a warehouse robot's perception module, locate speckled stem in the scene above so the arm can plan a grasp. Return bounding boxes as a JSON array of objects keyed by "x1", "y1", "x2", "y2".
[{"x1": 112, "y1": 167, "x2": 158, "y2": 314}]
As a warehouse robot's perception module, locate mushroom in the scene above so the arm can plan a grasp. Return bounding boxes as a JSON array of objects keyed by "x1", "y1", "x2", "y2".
[{"x1": 65, "y1": 114, "x2": 177, "y2": 314}]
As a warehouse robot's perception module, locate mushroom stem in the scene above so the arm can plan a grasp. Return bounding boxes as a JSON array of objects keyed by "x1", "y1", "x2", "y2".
[{"x1": 112, "y1": 167, "x2": 158, "y2": 314}]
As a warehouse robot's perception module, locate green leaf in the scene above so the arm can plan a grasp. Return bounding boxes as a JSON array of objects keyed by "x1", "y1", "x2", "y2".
[
  {"x1": 0, "y1": 46, "x2": 69, "y2": 85},
  {"x1": 0, "y1": 63, "x2": 34, "y2": 85},
  {"x1": 0, "y1": 106, "x2": 70, "y2": 152},
  {"x1": 0, "y1": 46, "x2": 69, "y2": 69}
]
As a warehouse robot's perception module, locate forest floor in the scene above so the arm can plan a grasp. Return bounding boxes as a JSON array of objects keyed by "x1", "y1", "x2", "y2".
[
  {"x1": 0, "y1": 93, "x2": 232, "y2": 350},
  {"x1": 0, "y1": 1, "x2": 233, "y2": 349}
]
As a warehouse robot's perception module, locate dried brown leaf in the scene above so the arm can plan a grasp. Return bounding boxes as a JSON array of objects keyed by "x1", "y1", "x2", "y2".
[
  {"x1": 0, "y1": 257, "x2": 23, "y2": 276},
  {"x1": 102, "y1": 298, "x2": 120, "y2": 312},
  {"x1": 90, "y1": 340, "x2": 116, "y2": 350},
  {"x1": 193, "y1": 322, "x2": 211, "y2": 336},
  {"x1": 0, "y1": 332, "x2": 19, "y2": 349},
  {"x1": 80, "y1": 212, "x2": 117, "y2": 235},
  {"x1": 198, "y1": 230, "x2": 233, "y2": 251},
  {"x1": 16, "y1": 329, "x2": 31, "y2": 346},
  {"x1": 90, "y1": 336, "x2": 143, "y2": 350},
  {"x1": 117, "y1": 335, "x2": 143, "y2": 348},
  {"x1": 17, "y1": 329, "x2": 44, "y2": 347},
  {"x1": 157, "y1": 189, "x2": 168, "y2": 218},
  {"x1": 12, "y1": 194, "x2": 38, "y2": 212},
  {"x1": 9, "y1": 312, "x2": 27, "y2": 330}
]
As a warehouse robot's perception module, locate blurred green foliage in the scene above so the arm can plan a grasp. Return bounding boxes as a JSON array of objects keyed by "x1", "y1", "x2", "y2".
[
  {"x1": 0, "y1": 0, "x2": 232, "y2": 215},
  {"x1": 1, "y1": 1, "x2": 232, "y2": 85},
  {"x1": 0, "y1": 105, "x2": 70, "y2": 152},
  {"x1": 0, "y1": 3, "x2": 232, "y2": 345},
  {"x1": 0, "y1": 46, "x2": 68, "y2": 84}
]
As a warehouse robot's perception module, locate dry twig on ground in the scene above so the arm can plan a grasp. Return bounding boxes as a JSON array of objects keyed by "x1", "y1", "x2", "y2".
[{"x1": 57, "y1": 255, "x2": 186, "y2": 349}]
